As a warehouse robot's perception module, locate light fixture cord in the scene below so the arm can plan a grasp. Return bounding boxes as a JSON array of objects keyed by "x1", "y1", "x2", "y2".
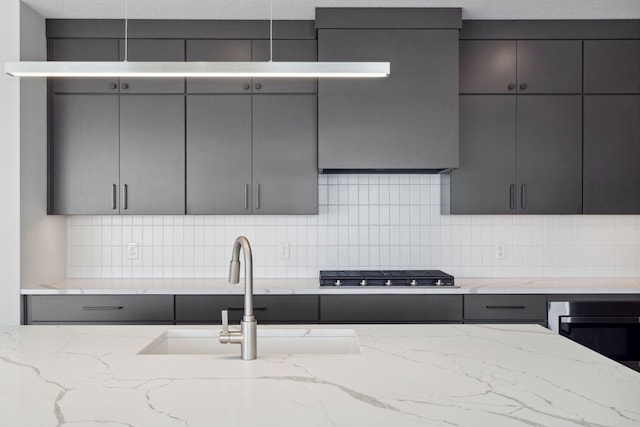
[
  {"x1": 269, "y1": 0, "x2": 273, "y2": 62},
  {"x1": 124, "y1": 0, "x2": 129, "y2": 62}
]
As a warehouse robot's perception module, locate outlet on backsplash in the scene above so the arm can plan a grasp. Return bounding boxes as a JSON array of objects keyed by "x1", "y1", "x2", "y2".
[
  {"x1": 278, "y1": 242, "x2": 290, "y2": 260},
  {"x1": 495, "y1": 244, "x2": 505, "y2": 260},
  {"x1": 127, "y1": 242, "x2": 139, "y2": 260}
]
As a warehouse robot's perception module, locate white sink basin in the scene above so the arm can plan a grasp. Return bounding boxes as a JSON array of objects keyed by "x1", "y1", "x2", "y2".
[{"x1": 138, "y1": 328, "x2": 361, "y2": 355}]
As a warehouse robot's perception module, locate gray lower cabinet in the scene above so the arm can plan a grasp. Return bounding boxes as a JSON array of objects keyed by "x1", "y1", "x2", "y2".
[
  {"x1": 186, "y1": 94, "x2": 317, "y2": 215},
  {"x1": 50, "y1": 94, "x2": 120, "y2": 214},
  {"x1": 25, "y1": 295, "x2": 174, "y2": 324},
  {"x1": 175, "y1": 295, "x2": 319, "y2": 324},
  {"x1": 445, "y1": 95, "x2": 582, "y2": 214},
  {"x1": 584, "y1": 96, "x2": 640, "y2": 213},
  {"x1": 463, "y1": 295, "x2": 547, "y2": 323},
  {"x1": 319, "y1": 295, "x2": 463, "y2": 323},
  {"x1": 460, "y1": 40, "x2": 582, "y2": 94},
  {"x1": 48, "y1": 38, "x2": 120, "y2": 94},
  {"x1": 318, "y1": 28, "x2": 459, "y2": 170},
  {"x1": 120, "y1": 95, "x2": 186, "y2": 214},
  {"x1": 584, "y1": 40, "x2": 640, "y2": 94}
]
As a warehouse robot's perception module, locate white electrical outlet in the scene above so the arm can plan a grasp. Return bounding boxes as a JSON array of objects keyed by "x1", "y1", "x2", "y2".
[
  {"x1": 127, "y1": 242, "x2": 139, "y2": 260},
  {"x1": 278, "y1": 242, "x2": 290, "y2": 260},
  {"x1": 494, "y1": 244, "x2": 505, "y2": 260}
]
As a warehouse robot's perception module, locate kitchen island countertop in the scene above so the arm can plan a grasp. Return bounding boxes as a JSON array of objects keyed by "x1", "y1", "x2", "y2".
[
  {"x1": 20, "y1": 277, "x2": 640, "y2": 295},
  {"x1": 1, "y1": 323, "x2": 639, "y2": 426}
]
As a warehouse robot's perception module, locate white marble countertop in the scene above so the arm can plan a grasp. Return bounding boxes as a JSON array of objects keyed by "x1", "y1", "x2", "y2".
[
  {"x1": 1, "y1": 324, "x2": 639, "y2": 426},
  {"x1": 20, "y1": 277, "x2": 640, "y2": 295}
]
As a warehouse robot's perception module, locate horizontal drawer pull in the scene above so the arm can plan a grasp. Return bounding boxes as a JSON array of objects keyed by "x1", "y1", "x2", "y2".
[
  {"x1": 485, "y1": 305, "x2": 526, "y2": 310},
  {"x1": 227, "y1": 306, "x2": 267, "y2": 311},
  {"x1": 82, "y1": 306, "x2": 124, "y2": 311}
]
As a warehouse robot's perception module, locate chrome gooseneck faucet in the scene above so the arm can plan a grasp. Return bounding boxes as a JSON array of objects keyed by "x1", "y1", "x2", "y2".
[{"x1": 219, "y1": 236, "x2": 257, "y2": 360}]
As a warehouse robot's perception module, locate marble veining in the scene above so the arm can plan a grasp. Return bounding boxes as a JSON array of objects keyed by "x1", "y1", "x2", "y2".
[
  {"x1": 20, "y1": 277, "x2": 640, "y2": 295},
  {"x1": 1, "y1": 324, "x2": 639, "y2": 426}
]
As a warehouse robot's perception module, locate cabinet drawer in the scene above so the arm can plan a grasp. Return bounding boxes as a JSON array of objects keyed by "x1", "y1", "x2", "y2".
[
  {"x1": 464, "y1": 295, "x2": 546, "y2": 321},
  {"x1": 27, "y1": 295, "x2": 174, "y2": 323},
  {"x1": 320, "y1": 295, "x2": 463, "y2": 323},
  {"x1": 176, "y1": 295, "x2": 319, "y2": 324}
]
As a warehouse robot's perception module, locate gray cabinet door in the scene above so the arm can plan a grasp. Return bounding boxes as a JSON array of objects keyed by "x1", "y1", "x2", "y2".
[
  {"x1": 175, "y1": 295, "x2": 319, "y2": 324},
  {"x1": 459, "y1": 40, "x2": 517, "y2": 94},
  {"x1": 463, "y1": 295, "x2": 547, "y2": 321},
  {"x1": 449, "y1": 96, "x2": 517, "y2": 214},
  {"x1": 27, "y1": 295, "x2": 174, "y2": 324},
  {"x1": 186, "y1": 39, "x2": 253, "y2": 94},
  {"x1": 49, "y1": 38, "x2": 120, "y2": 94},
  {"x1": 320, "y1": 295, "x2": 463, "y2": 323},
  {"x1": 252, "y1": 95, "x2": 318, "y2": 214},
  {"x1": 51, "y1": 95, "x2": 120, "y2": 214},
  {"x1": 186, "y1": 95, "x2": 252, "y2": 214},
  {"x1": 516, "y1": 40, "x2": 582, "y2": 94},
  {"x1": 584, "y1": 96, "x2": 640, "y2": 213},
  {"x1": 318, "y1": 29, "x2": 459, "y2": 170},
  {"x1": 119, "y1": 95, "x2": 185, "y2": 214},
  {"x1": 119, "y1": 39, "x2": 185, "y2": 94},
  {"x1": 584, "y1": 40, "x2": 640, "y2": 94},
  {"x1": 516, "y1": 96, "x2": 582, "y2": 214},
  {"x1": 251, "y1": 40, "x2": 317, "y2": 94}
]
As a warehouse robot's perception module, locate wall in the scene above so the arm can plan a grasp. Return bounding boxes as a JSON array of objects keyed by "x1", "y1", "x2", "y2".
[
  {"x1": 67, "y1": 174, "x2": 640, "y2": 280},
  {"x1": 20, "y1": 2, "x2": 67, "y2": 288},
  {"x1": 0, "y1": 0, "x2": 21, "y2": 324}
]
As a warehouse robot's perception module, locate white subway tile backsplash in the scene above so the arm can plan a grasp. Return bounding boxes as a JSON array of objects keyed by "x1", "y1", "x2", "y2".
[{"x1": 66, "y1": 174, "x2": 640, "y2": 279}]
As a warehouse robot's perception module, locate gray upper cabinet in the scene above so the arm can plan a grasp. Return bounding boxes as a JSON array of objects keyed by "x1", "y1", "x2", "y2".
[
  {"x1": 584, "y1": 96, "x2": 640, "y2": 213},
  {"x1": 187, "y1": 95, "x2": 253, "y2": 214},
  {"x1": 445, "y1": 95, "x2": 582, "y2": 214},
  {"x1": 48, "y1": 38, "x2": 120, "y2": 94},
  {"x1": 460, "y1": 40, "x2": 517, "y2": 94},
  {"x1": 186, "y1": 94, "x2": 317, "y2": 215},
  {"x1": 50, "y1": 95, "x2": 120, "y2": 214},
  {"x1": 118, "y1": 39, "x2": 185, "y2": 93},
  {"x1": 516, "y1": 96, "x2": 582, "y2": 214},
  {"x1": 447, "y1": 96, "x2": 517, "y2": 214},
  {"x1": 251, "y1": 40, "x2": 318, "y2": 94},
  {"x1": 460, "y1": 40, "x2": 582, "y2": 94},
  {"x1": 252, "y1": 95, "x2": 318, "y2": 214},
  {"x1": 318, "y1": 28, "x2": 459, "y2": 170},
  {"x1": 584, "y1": 40, "x2": 640, "y2": 94},
  {"x1": 186, "y1": 39, "x2": 253, "y2": 94},
  {"x1": 119, "y1": 95, "x2": 186, "y2": 215},
  {"x1": 516, "y1": 40, "x2": 582, "y2": 94}
]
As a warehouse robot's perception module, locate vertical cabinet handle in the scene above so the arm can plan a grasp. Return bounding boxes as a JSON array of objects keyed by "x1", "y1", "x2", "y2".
[
  {"x1": 123, "y1": 184, "x2": 128, "y2": 210},
  {"x1": 520, "y1": 184, "x2": 526, "y2": 210},
  {"x1": 112, "y1": 184, "x2": 117, "y2": 210},
  {"x1": 244, "y1": 184, "x2": 249, "y2": 210},
  {"x1": 255, "y1": 184, "x2": 260, "y2": 210},
  {"x1": 509, "y1": 184, "x2": 515, "y2": 210}
]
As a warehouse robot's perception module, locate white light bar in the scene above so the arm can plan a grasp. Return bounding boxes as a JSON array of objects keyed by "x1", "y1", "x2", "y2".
[{"x1": 5, "y1": 61, "x2": 390, "y2": 78}]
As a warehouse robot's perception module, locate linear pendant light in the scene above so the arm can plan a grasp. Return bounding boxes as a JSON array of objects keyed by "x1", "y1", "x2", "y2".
[
  {"x1": 5, "y1": 61, "x2": 391, "y2": 78},
  {"x1": 5, "y1": 1, "x2": 390, "y2": 79}
]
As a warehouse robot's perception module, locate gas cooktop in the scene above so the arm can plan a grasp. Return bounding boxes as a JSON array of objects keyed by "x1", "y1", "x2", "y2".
[{"x1": 320, "y1": 270, "x2": 455, "y2": 287}]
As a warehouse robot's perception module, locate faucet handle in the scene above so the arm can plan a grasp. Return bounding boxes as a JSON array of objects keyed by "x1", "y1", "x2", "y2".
[{"x1": 221, "y1": 309, "x2": 229, "y2": 334}]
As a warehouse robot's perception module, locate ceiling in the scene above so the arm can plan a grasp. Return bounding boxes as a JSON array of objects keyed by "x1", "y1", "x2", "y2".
[{"x1": 20, "y1": 0, "x2": 640, "y2": 20}]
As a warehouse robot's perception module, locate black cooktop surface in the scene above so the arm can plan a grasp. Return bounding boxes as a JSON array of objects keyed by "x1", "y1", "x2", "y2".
[{"x1": 320, "y1": 270, "x2": 455, "y2": 287}]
